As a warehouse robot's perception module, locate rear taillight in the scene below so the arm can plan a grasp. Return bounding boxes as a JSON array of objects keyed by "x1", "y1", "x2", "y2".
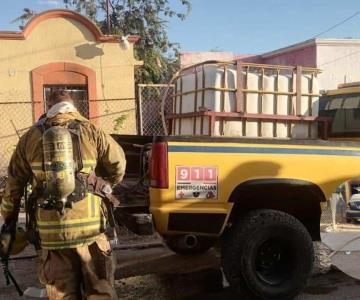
[{"x1": 150, "y1": 142, "x2": 168, "y2": 188}]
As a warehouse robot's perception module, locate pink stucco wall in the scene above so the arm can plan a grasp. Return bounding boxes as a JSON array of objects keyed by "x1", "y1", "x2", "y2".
[
  {"x1": 262, "y1": 45, "x2": 317, "y2": 67},
  {"x1": 180, "y1": 52, "x2": 236, "y2": 67},
  {"x1": 179, "y1": 47, "x2": 316, "y2": 68},
  {"x1": 179, "y1": 52, "x2": 259, "y2": 67},
  {"x1": 236, "y1": 54, "x2": 263, "y2": 63}
]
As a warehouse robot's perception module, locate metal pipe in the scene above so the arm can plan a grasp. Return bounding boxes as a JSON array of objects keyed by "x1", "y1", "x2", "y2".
[
  {"x1": 169, "y1": 88, "x2": 320, "y2": 98},
  {"x1": 172, "y1": 60, "x2": 320, "y2": 81},
  {"x1": 138, "y1": 86, "x2": 144, "y2": 135}
]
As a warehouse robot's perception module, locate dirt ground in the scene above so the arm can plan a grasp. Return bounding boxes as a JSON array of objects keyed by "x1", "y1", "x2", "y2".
[
  {"x1": 1, "y1": 215, "x2": 360, "y2": 299},
  {"x1": 2, "y1": 244, "x2": 360, "y2": 300},
  {"x1": 116, "y1": 268, "x2": 360, "y2": 300}
]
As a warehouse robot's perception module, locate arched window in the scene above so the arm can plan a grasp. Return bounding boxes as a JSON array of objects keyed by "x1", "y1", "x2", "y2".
[{"x1": 31, "y1": 62, "x2": 97, "y2": 121}]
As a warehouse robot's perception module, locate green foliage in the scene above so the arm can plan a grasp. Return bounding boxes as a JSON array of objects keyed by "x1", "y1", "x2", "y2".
[
  {"x1": 11, "y1": 8, "x2": 37, "y2": 30},
  {"x1": 63, "y1": 0, "x2": 97, "y2": 21},
  {"x1": 113, "y1": 114, "x2": 128, "y2": 132},
  {"x1": 62, "y1": 0, "x2": 191, "y2": 83}
]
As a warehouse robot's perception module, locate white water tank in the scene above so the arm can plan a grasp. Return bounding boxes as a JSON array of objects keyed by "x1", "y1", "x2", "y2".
[{"x1": 170, "y1": 63, "x2": 319, "y2": 139}]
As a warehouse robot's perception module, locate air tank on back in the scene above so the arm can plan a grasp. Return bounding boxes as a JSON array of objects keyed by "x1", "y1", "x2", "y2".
[{"x1": 42, "y1": 126, "x2": 75, "y2": 214}]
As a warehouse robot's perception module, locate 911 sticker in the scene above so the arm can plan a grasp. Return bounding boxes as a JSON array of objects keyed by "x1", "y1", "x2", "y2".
[{"x1": 176, "y1": 166, "x2": 218, "y2": 199}]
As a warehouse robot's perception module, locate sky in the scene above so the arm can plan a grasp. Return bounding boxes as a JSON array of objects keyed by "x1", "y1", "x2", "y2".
[{"x1": 1, "y1": 0, "x2": 360, "y2": 55}]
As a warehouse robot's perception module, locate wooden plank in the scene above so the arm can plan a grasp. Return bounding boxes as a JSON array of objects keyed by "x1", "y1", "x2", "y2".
[
  {"x1": 308, "y1": 72, "x2": 314, "y2": 138},
  {"x1": 236, "y1": 62, "x2": 244, "y2": 112},
  {"x1": 242, "y1": 66, "x2": 249, "y2": 136},
  {"x1": 274, "y1": 69, "x2": 280, "y2": 137},
  {"x1": 259, "y1": 67, "x2": 265, "y2": 137},
  {"x1": 165, "y1": 111, "x2": 331, "y2": 123},
  {"x1": 201, "y1": 65, "x2": 206, "y2": 134},
  {"x1": 170, "y1": 88, "x2": 319, "y2": 98},
  {"x1": 296, "y1": 66, "x2": 302, "y2": 115},
  {"x1": 220, "y1": 65, "x2": 227, "y2": 135},
  {"x1": 174, "y1": 81, "x2": 178, "y2": 134},
  {"x1": 193, "y1": 66, "x2": 198, "y2": 135},
  {"x1": 210, "y1": 113, "x2": 215, "y2": 136},
  {"x1": 179, "y1": 76, "x2": 183, "y2": 135}
]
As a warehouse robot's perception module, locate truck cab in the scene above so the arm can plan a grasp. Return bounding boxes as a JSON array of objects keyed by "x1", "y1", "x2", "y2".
[{"x1": 320, "y1": 82, "x2": 360, "y2": 141}]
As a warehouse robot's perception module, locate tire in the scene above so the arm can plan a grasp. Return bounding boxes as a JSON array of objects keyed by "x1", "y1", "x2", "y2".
[
  {"x1": 221, "y1": 209, "x2": 314, "y2": 300},
  {"x1": 165, "y1": 235, "x2": 216, "y2": 255}
]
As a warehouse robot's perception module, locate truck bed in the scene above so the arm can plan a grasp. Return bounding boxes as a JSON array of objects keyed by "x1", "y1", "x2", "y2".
[{"x1": 110, "y1": 134, "x2": 152, "y2": 226}]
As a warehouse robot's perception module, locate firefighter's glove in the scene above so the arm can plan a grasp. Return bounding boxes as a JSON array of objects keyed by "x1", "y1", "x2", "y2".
[
  {"x1": 0, "y1": 221, "x2": 15, "y2": 258},
  {"x1": 0, "y1": 222, "x2": 28, "y2": 257},
  {"x1": 0, "y1": 232, "x2": 11, "y2": 258},
  {"x1": 1, "y1": 220, "x2": 16, "y2": 236}
]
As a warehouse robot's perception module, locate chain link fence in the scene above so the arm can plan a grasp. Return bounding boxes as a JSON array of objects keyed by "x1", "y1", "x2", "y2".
[
  {"x1": 1, "y1": 83, "x2": 176, "y2": 189},
  {"x1": 88, "y1": 98, "x2": 137, "y2": 135},
  {"x1": 0, "y1": 101, "x2": 33, "y2": 192},
  {"x1": 320, "y1": 201, "x2": 334, "y2": 230},
  {"x1": 138, "y1": 84, "x2": 174, "y2": 135},
  {"x1": 0, "y1": 98, "x2": 137, "y2": 191}
]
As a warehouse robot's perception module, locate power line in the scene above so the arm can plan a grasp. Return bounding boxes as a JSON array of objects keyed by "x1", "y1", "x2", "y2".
[
  {"x1": 319, "y1": 48, "x2": 360, "y2": 67},
  {"x1": 313, "y1": 9, "x2": 360, "y2": 38}
]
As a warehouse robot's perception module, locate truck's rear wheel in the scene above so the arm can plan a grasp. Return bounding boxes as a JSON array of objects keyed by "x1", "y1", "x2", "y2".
[{"x1": 221, "y1": 209, "x2": 313, "y2": 300}]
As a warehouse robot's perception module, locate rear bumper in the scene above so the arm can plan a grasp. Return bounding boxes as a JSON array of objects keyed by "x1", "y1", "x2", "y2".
[
  {"x1": 168, "y1": 212, "x2": 226, "y2": 234},
  {"x1": 346, "y1": 209, "x2": 360, "y2": 220},
  {"x1": 150, "y1": 202, "x2": 232, "y2": 236}
]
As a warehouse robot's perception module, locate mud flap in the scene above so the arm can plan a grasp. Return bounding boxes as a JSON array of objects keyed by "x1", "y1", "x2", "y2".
[
  {"x1": 331, "y1": 251, "x2": 360, "y2": 279},
  {"x1": 321, "y1": 232, "x2": 360, "y2": 279}
]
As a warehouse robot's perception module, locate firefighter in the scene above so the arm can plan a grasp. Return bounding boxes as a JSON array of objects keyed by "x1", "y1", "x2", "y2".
[{"x1": 1, "y1": 90, "x2": 126, "y2": 299}]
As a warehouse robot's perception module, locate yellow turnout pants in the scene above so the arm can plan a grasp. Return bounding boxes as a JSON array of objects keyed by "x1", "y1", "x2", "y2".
[{"x1": 38, "y1": 234, "x2": 117, "y2": 300}]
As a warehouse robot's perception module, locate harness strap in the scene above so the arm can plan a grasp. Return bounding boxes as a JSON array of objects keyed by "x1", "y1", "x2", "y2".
[
  {"x1": 67, "y1": 120, "x2": 84, "y2": 172},
  {"x1": 85, "y1": 172, "x2": 120, "y2": 207},
  {"x1": 82, "y1": 172, "x2": 120, "y2": 242}
]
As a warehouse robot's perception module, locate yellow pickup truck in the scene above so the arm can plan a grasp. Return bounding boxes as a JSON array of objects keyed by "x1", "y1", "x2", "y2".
[
  {"x1": 147, "y1": 136, "x2": 360, "y2": 299},
  {"x1": 115, "y1": 64, "x2": 360, "y2": 300}
]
